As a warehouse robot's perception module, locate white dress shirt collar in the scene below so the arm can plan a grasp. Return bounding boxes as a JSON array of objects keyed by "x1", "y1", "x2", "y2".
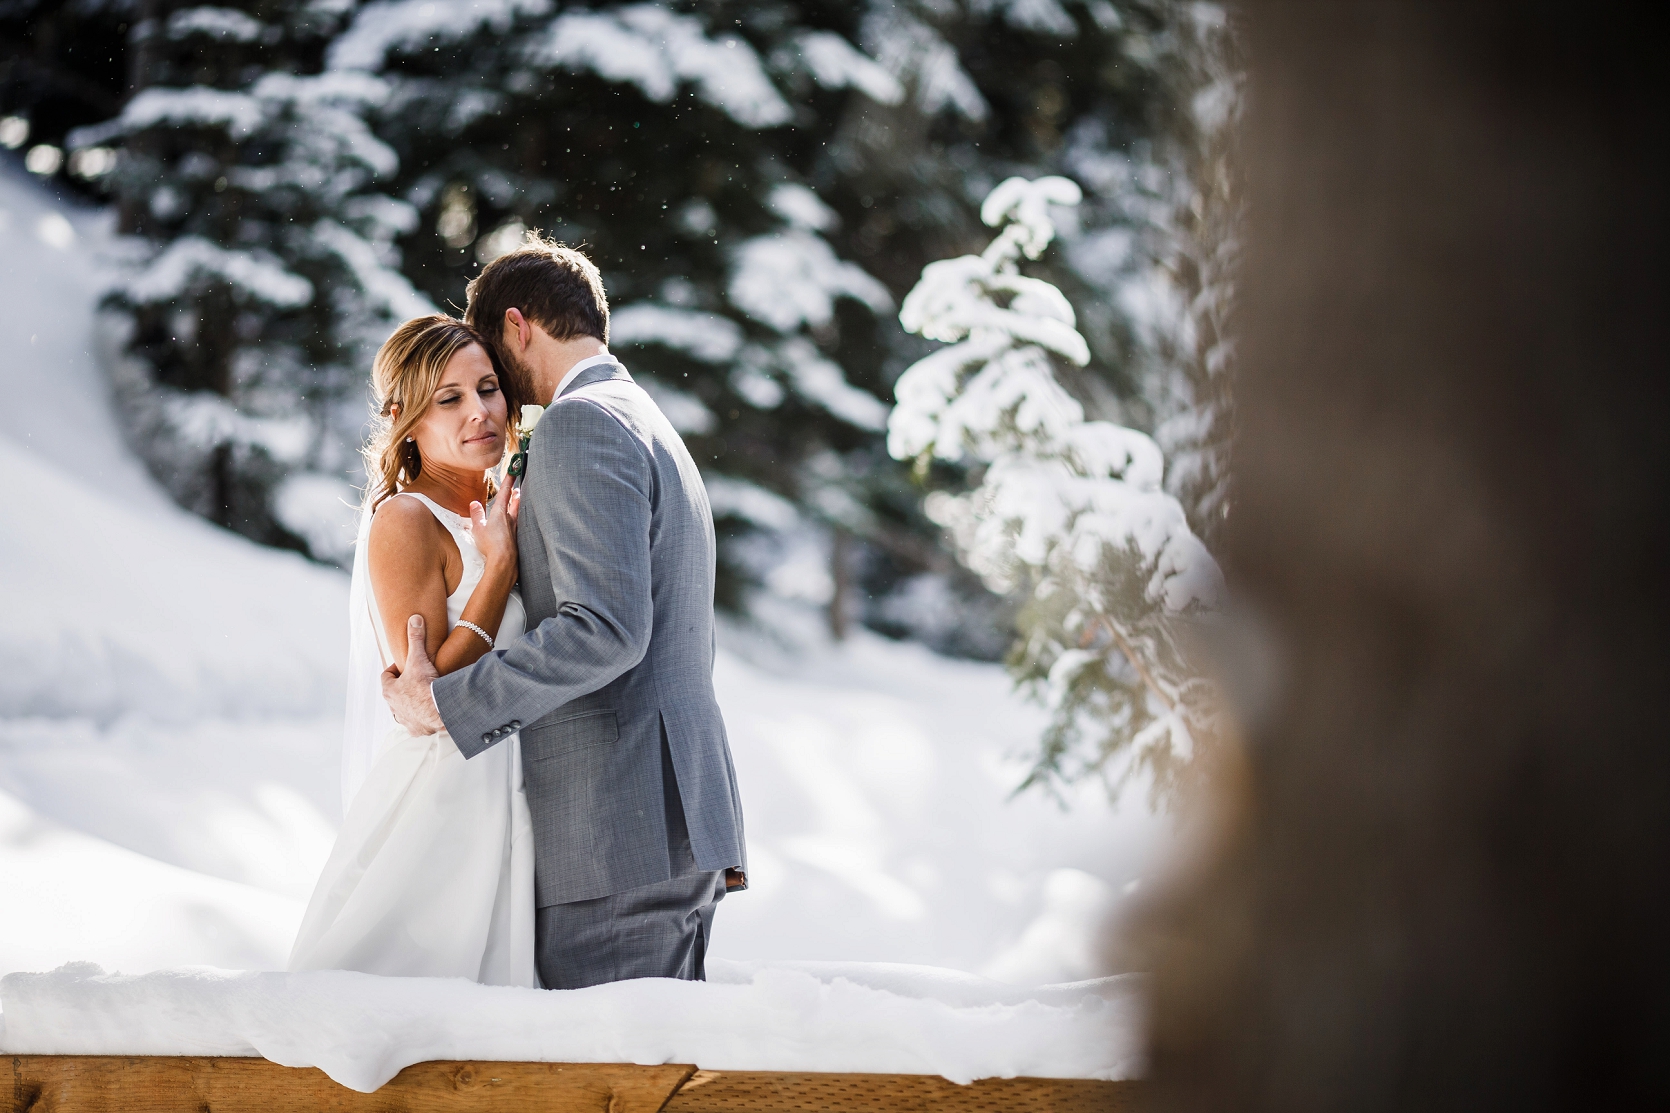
[{"x1": 553, "y1": 350, "x2": 616, "y2": 399}]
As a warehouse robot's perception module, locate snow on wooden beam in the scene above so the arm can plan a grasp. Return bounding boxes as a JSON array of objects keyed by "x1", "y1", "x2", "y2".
[{"x1": 6, "y1": 1056, "x2": 1144, "y2": 1112}]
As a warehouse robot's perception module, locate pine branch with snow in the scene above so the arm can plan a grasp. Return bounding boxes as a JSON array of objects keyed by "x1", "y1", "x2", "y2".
[{"x1": 891, "y1": 175, "x2": 1225, "y2": 801}]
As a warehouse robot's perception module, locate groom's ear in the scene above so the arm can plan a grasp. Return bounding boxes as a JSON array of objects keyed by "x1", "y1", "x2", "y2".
[{"x1": 504, "y1": 307, "x2": 531, "y2": 353}]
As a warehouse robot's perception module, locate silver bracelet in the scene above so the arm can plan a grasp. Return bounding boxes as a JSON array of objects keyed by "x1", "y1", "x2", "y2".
[{"x1": 457, "y1": 619, "x2": 494, "y2": 648}]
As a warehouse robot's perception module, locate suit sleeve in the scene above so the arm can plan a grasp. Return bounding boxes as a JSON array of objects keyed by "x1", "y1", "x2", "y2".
[{"x1": 434, "y1": 398, "x2": 653, "y2": 757}]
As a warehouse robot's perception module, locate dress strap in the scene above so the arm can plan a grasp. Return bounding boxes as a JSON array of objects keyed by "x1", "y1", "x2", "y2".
[{"x1": 396, "y1": 491, "x2": 474, "y2": 546}]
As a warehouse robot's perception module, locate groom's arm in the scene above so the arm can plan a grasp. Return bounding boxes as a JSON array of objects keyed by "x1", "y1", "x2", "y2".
[{"x1": 433, "y1": 398, "x2": 653, "y2": 757}]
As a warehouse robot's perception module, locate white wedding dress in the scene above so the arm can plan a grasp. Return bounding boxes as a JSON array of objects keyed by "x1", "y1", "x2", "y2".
[{"x1": 288, "y1": 492, "x2": 539, "y2": 987}]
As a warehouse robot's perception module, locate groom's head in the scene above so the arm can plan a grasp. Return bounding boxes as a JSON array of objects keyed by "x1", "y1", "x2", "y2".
[{"x1": 465, "y1": 233, "x2": 610, "y2": 397}]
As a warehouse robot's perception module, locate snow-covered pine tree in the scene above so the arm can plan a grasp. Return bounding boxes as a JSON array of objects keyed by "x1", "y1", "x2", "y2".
[
  {"x1": 16, "y1": 1, "x2": 1232, "y2": 668},
  {"x1": 321, "y1": 0, "x2": 905, "y2": 615},
  {"x1": 890, "y1": 174, "x2": 1223, "y2": 799},
  {"x1": 807, "y1": 0, "x2": 1231, "y2": 652},
  {"x1": 320, "y1": 1, "x2": 1208, "y2": 646},
  {"x1": 70, "y1": 1, "x2": 431, "y2": 559}
]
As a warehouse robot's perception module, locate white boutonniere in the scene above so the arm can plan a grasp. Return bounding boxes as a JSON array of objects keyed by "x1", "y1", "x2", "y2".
[{"x1": 508, "y1": 404, "x2": 545, "y2": 480}]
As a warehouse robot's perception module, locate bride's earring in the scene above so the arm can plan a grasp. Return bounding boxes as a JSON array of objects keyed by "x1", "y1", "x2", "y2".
[{"x1": 405, "y1": 437, "x2": 414, "y2": 443}]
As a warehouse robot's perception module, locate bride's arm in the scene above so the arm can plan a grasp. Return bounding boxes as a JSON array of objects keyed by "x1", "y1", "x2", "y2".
[{"x1": 368, "y1": 489, "x2": 521, "y2": 678}]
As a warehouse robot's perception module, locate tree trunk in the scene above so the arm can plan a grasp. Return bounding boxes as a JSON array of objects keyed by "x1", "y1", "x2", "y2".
[
  {"x1": 1145, "y1": 3, "x2": 1670, "y2": 1110},
  {"x1": 828, "y1": 527, "x2": 851, "y2": 642},
  {"x1": 116, "y1": 0, "x2": 171, "y2": 236}
]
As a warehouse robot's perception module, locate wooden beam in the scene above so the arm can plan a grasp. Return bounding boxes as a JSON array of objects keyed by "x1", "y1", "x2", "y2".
[
  {"x1": 8, "y1": 1057, "x2": 1144, "y2": 1112},
  {"x1": 8, "y1": 1057, "x2": 695, "y2": 1113},
  {"x1": 664, "y1": 1069, "x2": 1144, "y2": 1112}
]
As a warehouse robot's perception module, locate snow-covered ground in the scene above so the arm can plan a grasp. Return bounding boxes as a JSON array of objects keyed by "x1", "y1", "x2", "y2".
[{"x1": 0, "y1": 166, "x2": 1170, "y2": 1069}]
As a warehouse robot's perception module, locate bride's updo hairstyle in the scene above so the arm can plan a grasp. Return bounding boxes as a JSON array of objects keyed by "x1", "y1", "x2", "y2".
[{"x1": 363, "y1": 315, "x2": 520, "y2": 509}]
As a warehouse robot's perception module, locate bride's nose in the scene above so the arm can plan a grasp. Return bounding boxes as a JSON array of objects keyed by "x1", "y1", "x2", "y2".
[{"x1": 463, "y1": 399, "x2": 501, "y2": 442}]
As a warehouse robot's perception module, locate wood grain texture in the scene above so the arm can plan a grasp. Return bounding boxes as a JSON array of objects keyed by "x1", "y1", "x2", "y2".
[
  {"x1": 9, "y1": 1057, "x2": 695, "y2": 1113},
  {"x1": 659, "y1": 1070, "x2": 1142, "y2": 1112},
  {"x1": 8, "y1": 1057, "x2": 1142, "y2": 1112}
]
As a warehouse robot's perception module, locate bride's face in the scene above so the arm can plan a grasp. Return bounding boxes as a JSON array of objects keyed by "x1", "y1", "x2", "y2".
[{"x1": 409, "y1": 343, "x2": 509, "y2": 474}]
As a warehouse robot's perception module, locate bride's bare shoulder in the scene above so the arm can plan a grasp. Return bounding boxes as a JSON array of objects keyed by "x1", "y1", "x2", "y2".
[{"x1": 367, "y1": 495, "x2": 445, "y2": 562}]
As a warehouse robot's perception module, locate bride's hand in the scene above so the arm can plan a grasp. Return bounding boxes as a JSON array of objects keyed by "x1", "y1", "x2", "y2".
[{"x1": 469, "y1": 483, "x2": 521, "y2": 572}]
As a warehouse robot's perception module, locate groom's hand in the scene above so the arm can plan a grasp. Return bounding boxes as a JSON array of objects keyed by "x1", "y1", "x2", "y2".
[{"x1": 381, "y1": 614, "x2": 446, "y2": 735}]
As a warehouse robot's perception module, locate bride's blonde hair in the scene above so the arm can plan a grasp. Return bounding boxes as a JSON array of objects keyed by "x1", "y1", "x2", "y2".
[{"x1": 362, "y1": 315, "x2": 520, "y2": 509}]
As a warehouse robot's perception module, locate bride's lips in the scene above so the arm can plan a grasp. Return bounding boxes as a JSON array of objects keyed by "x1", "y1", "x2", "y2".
[{"x1": 464, "y1": 431, "x2": 500, "y2": 446}]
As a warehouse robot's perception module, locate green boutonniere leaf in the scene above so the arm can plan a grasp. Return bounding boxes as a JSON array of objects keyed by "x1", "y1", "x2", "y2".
[{"x1": 507, "y1": 427, "x2": 534, "y2": 480}]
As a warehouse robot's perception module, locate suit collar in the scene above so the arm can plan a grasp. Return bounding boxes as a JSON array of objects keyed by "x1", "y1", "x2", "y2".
[{"x1": 556, "y1": 356, "x2": 630, "y2": 399}]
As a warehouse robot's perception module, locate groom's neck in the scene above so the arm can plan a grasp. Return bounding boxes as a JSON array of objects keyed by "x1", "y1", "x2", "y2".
[{"x1": 533, "y1": 336, "x2": 610, "y2": 404}]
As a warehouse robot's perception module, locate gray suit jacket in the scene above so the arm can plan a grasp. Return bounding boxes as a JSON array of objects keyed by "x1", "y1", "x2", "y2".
[{"x1": 432, "y1": 359, "x2": 746, "y2": 907}]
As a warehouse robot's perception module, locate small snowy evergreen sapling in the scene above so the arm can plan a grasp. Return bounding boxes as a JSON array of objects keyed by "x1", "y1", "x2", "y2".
[{"x1": 890, "y1": 175, "x2": 1225, "y2": 800}]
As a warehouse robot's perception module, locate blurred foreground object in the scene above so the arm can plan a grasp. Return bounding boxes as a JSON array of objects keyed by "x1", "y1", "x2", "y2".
[{"x1": 1148, "y1": 2, "x2": 1670, "y2": 1109}]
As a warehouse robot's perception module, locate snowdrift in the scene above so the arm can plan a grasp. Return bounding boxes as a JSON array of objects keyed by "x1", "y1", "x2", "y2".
[
  {"x1": 0, "y1": 960, "x2": 1143, "y2": 1092},
  {"x1": 0, "y1": 438, "x2": 349, "y2": 722}
]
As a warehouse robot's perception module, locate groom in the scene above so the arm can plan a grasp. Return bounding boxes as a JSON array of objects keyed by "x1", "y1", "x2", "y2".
[{"x1": 382, "y1": 235, "x2": 747, "y2": 990}]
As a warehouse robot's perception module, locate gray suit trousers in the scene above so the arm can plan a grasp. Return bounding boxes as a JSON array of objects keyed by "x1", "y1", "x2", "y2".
[
  {"x1": 537, "y1": 861, "x2": 724, "y2": 990},
  {"x1": 537, "y1": 738, "x2": 724, "y2": 989}
]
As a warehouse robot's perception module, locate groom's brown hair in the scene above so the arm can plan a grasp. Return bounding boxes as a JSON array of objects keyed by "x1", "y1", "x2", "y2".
[{"x1": 465, "y1": 232, "x2": 610, "y2": 347}]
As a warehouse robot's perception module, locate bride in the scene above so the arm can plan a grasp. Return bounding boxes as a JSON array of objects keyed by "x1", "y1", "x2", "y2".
[{"x1": 289, "y1": 315, "x2": 539, "y2": 987}]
